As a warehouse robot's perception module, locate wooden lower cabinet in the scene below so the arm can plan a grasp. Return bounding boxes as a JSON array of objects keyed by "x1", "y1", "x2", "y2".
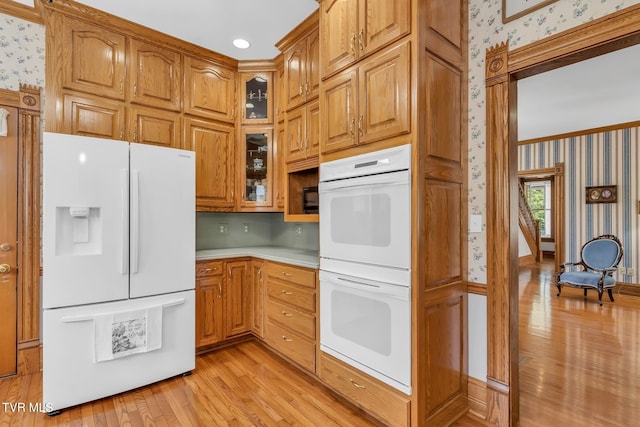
[
  {"x1": 250, "y1": 260, "x2": 264, "y2": 338},
  {"x1": 196, "y1": 259, "x2": 251, "y2": 350},
  {"x1": 319, "y1": 352, "x2": 411, "y2": 427},
  {"x1": 263, "y1": 261, "x2": 317, "y2": 372},
  {"x1": 195, "y1": 261, "x2": 224, "y2": 348}
]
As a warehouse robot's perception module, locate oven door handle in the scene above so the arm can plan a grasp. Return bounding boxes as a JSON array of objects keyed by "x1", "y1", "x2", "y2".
[
  {"x1": 318, "y1": 170, "x2": 409, "y2": 192},
  {"x1": 331, "y1": 276, "x2": 410, "y2": 301}
]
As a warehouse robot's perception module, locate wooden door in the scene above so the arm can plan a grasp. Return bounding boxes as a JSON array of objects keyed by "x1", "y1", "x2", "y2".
[
  {"x1": 195, "y1": 275, "x2": 224, "y2": 348},
  {"x1": 225, "y1": 261, "x2": 251, "y2": 338},
  {"x1": 358, "y1": 40, "x2": 411, "y2": 146},
  {"x1": 320, "y1": 0, "x2": 358, "y2": 78},
  {"x1": 284, "y1": 38, "x2": 307, "y2": 111},
  {"x1": 129, "y1": 105, "x2": 180, "y2": 148},
  {"x1": 184, "y1": 118, "x2": 235, "y2": 211},
  {"x1": 306, "y1": 100, "x2": 321, "y2": 158},
  {"x1": 62, "y1": 16, "x2": 126, "y2": 99},
  {"x1": 284, "y1": 105, "x2": 306, "y2": 163},
  {"x1": 251, "y1": 261, "x2": 264, "y2": 338},
  {"x1": 359, "y1": 0, "x2": 410, "y2": 56},
  {"x1": 184, "y1": 56, "x2": 236, "y2": 123},
  {"x1": 320, "y1": 68, "x2": 357, "y2": 154},
  {"x1": 0, "y1": 106, "x2": 18, "y2": 377},
  {"x1": 62, "y1": 92, "x2": 126, "y2": 140},
  {"x1": 129, "y1": 39, "x2": 181, "y2": 111}
]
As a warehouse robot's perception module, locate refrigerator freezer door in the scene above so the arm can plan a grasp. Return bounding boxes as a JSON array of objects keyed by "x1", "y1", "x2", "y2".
[
  {"x1": 43, "y1": 133, "x2": 130, "y2": 308},
  {"x1": 129, "y1": 143, "x2": 195, "y2": 298},
  {"x1": 43, "y1": 290, "x2": 195, "y2": 412}
]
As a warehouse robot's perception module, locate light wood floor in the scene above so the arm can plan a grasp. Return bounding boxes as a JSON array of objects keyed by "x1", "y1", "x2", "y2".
[{"x1": 2, "y1": 261, "x2": 639, "y2": 426}]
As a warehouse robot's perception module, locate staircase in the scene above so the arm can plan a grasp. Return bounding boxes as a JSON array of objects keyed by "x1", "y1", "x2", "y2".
[{"x1": 519, "y1": 182, "x2": 542, "y2": 262}]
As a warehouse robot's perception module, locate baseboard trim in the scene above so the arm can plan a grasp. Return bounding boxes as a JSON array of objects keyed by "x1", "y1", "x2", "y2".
[
  {"x1": 17, "y1": 340, "x2": 41, "y2": 376},
  {"x1": 519, "y1": 254, "x2": 535, "y2": 266}
]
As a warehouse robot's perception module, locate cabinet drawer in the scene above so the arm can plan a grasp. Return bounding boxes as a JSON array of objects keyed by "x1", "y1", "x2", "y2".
[
  {"x1": 266, "y1": 262, "x2": 316, "y2": 288},
  {"x1": 265, "y1": 319, "x2": 315, "y2": 372},
  {"x1": 319, "y1": 352, "x2": 410, "y2": 427},
  {"x1": 266, "y1": 280, "x2": 316, "y2": 313},
  {"x1": 266, "y1": 298, "x2": 315, "y2": 340},
  {"x1": 196, "y1": 260, "x2": 223, "y2": 277}
]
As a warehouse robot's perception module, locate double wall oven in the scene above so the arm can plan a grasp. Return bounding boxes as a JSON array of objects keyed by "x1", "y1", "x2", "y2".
[{"x1": 319, "y1": 144, "x2": 411, "y2": 395}]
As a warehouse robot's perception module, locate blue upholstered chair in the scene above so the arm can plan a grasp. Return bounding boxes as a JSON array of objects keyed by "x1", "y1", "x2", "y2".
[{"x1": 556, "y1": 234, "x2": 623, "y2": 306}]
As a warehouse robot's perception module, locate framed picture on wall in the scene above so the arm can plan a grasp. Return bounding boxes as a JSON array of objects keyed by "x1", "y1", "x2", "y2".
[
  {"x1": 502, "y1": 0, "x2": 559, "y2": 23},
  {"x1": 585, "y1": 185, "x2": 617, "y2": 204}
]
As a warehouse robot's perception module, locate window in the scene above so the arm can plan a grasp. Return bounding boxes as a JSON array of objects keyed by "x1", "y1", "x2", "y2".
[{"x1": 524, "y1": 179, "x2": 552, "y2": 238}]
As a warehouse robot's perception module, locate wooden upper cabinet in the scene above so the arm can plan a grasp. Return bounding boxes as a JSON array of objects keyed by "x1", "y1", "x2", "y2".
[
  {"x1": 62, "y1": 91, "x2": 126, "y2": 140},
  {"x1": 184, "y1": 118, "x2": 235, "y2": 211},
  {"x1": 238, "y1": 128, "x2": 274, "y2": 210},
  {"x1": 320, "y1": 0, "x2": 410, "y2": 78},
  {"x1": 184, "y1": 56, "x2": 236, "y2": 123},
  {"x1": 285, "y1": 99, "x2": 320, "y2": 164},
  {"x1": 275, "y1": 56, "x2": 286, "y2": 123},
  {"x1": 321, "y1": 40, "x2": 410, "y2": 155},
  {"x1": 129, "y1": 105, "x2": 181, "y2": 149},
  {"x1": 129, "y1": 39, "x2": 181, "y2": 111},
  {"x1": 284, "y1": 27, "x2": 319, "y2": 111},
  {"x1": 240, "y1": 72, "x2": 273, "y2": 124},
  {"x1": 62, "y1": 17, "x2": 126, "y2": 100}
]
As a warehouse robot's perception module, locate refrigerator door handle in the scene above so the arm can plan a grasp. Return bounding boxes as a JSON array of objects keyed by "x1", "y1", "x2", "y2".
[
  {"x1": 59, "y1": 298, "x2": 186, "y2": 323},
  {"x1": 131, "y1": 169, "x2": 140, "y2": 274},
  {"x1": 120, "y1": 169, "x2": 129, "y2": 275}
]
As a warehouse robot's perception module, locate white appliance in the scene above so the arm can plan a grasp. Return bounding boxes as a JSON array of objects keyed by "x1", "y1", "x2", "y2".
[
  {"x1": 42, "y1": 132, "x2": 195, "y2": 413},
  {"x1": 319, "y1": 144, "x2": 412, "y2": 395}
]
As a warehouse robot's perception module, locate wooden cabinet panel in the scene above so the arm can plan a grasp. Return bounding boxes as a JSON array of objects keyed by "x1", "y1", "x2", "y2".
[
  {"x1": 284, "y1": 28, "x2": 319, "y2": 111},
  {"x1": 321, "y1": 40, "x2": 410, "y2": 155},
  {"x1": 321, "y1": 0, "x2": 358, "y2": 78},
  {"x1": 184, "y1": 118, "x2": 235, "y2": 211},
  {"x1": 321, "y1": 0, "x2": 409, "y2": 79},
  {"x1": 265, "y1": 262, "x2": 316, "y2": 289},
  {"x1": 359, "y1": 0, "x2": 410, "y2": 56},
  {"x1": 129, "y1": 39, "x2": 181, "y2": 111},
  {"x1": 184, "y1": 56, "x2": 236, "y2": 123},
  {"x1": 319, "y1": 352, "x2": 410, "y2": 427},
  {"x1": 196, "y1": 260, "x2": 224, "y2": 277},
  {"x1": 225, "y1": 260, "x2": 251, "y2": 338},
  {"x1": 285, "y1": 99, "x2": 320, "y2": 163},
  {"x1": 251, "y1": 261, "x2": 264, "y2": 338},
  {"x1": 196, "y1": 274, "x2": 224, "y2": 348},
  {"x1": 265, "y1": 318, "x2": 315, "y2": 372},
  {"x1": 266, "y1": 298, "x2": 315, "y2": 340},
  {"x1": 320, "y1": 69, "x2": 357, "y2": 154},
  {"x1": 275, "y1": 56, "x2": 287, "y2": 124},
  {"x1": 62, "y1": 17, "x2": 126, "y2": 99},
  {"x1": 62, "y1": 92, "x2": 126, "y2": 140},
  {"x1": 240, "y1": 72, "x2": 272, "y2": 124},
  {"x1": 358, "y1": 40, "x2": 411, "y2": 145},
  {"x1": 266, "y1": 280, "x2": 316, "y2": 313},
  {"x1": 129, "y1": 105, "x2": 180, "y2": 149}
]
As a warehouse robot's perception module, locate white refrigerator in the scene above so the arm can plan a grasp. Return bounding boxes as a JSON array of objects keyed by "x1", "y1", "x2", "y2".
[{"x1": 42, "y1": 132, "x2": 196, "y2": 413}]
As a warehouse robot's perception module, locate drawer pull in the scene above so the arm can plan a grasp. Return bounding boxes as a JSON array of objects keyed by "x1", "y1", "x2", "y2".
[
  {"x1": 281, "y1": 311, "x2": 293, "y2": 317},
  {"x1": 204, "y1": 268, "x2": 212, "y2": 272},
  {"x1": 349, "y1": 379, "x2": 366, "y2": 390},
  {"x1": 282, "y1": 272, "x2": 293, "y2": 277},
  {"x1": 282, "y1": 335, "x2": 293, "y2": 342},
  {"x1": 281, "y1": 290, "x2": 293, "y2": 295}
]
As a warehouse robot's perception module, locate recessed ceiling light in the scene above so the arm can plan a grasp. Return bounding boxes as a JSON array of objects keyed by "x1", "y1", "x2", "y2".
[{"x1": 233, "y1": 39, "x2": 250, "y2": 49}]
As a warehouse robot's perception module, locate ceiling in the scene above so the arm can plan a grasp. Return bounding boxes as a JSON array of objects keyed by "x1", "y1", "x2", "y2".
[
  {"x1": 71, "y1": 0, "x2": 319, "y2": 61},
  {"x1": 517, "y1": 44, "x2": 640, "y2": 142}
]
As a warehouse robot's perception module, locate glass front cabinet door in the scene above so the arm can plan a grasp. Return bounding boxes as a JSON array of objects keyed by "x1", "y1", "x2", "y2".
[
  {"x1": 239, "y1": 128, "x2": 274, "y2": 209},
  {"x1": 241, "y1": 72, "x2": 272, "y2": 124}
]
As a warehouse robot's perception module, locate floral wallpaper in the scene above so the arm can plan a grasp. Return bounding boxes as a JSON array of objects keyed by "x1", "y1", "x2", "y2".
[
  {"x1": 0, "y1": 12, "x2": 45, "y2": 91},
  {"x1": 467, "y1": 0, "x2": 640, "y2": 284}
]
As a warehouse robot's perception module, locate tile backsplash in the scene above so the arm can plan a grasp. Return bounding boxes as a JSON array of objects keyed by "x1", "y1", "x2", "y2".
[{"x1": 196, "y1": 212, "x2": 319, "y2": 251}]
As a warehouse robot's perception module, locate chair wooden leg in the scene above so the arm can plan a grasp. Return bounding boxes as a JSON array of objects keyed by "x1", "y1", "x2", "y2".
[
  {"x1": 607, "y1": 288, "x2": 615, "y2": 302},
  {"x1": 598, "y1": 289, "x2": 604, "y2": 306},
  {"x1": 556, "y1": 283, "x2": 562, "y2": 297},
  {"x1": 583, "y1": 289, "x2": 588, "y2": 297}
]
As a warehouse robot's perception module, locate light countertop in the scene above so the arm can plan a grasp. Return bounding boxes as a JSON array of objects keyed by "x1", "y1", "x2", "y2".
[{"x1": 196, "y1": 246, "x2": 319, "y2": 269}]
